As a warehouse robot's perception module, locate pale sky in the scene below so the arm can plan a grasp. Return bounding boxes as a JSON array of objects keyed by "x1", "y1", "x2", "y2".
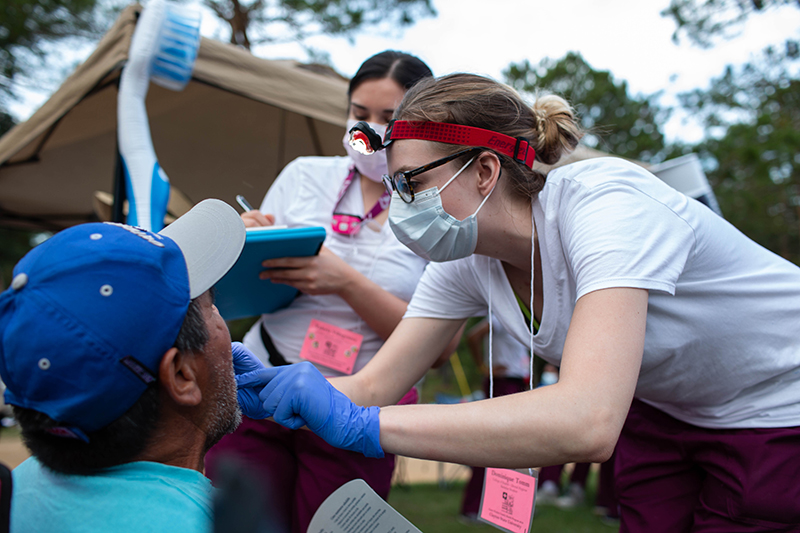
[{"x1": 9, "y1": 0, "x2": 800, "y2": 144}]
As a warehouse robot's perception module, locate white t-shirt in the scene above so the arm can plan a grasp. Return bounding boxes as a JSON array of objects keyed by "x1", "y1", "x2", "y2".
[
  {"x1": 406, "y1": 157, "x2": 800, "y2": 429},
  {"x1": 242, "y1": 156, "x2": 428, "y2": 377}
]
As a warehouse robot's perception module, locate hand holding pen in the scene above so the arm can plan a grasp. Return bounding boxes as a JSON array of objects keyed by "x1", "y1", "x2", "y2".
[{"x1": 236, "y1": 194, "x2": 275, "y2": 227}]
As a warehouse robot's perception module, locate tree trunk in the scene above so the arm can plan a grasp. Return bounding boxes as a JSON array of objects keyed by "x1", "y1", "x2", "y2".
[{"x1": 229, "y1": 0, "x2": 251, "y2": 49}]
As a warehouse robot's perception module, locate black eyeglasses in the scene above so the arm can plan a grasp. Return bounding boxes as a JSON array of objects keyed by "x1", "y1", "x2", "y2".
[{"x1": 382, "y1": 148, "x2": 482, "y2": 203}]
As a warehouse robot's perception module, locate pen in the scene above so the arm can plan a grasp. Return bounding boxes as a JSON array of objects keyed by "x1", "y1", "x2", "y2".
[{"x1": 236, "y1": 194, "x2": 254, "y2": 212}]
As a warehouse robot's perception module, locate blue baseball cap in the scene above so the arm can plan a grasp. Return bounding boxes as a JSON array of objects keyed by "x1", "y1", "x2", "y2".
[{"x1": 0, "y1": 199, "x2": 245, "y2": 436}]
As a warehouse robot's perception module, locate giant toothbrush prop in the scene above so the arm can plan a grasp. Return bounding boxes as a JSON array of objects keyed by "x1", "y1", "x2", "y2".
[{"x1": 118, "y1": 0, "x2": 201, "y2": 231}]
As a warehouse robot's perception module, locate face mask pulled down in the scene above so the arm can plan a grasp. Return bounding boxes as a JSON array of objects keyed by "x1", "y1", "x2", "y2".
[
  {"x1": 342, "y1": 119, "x2": 388, "y2": 182},
  {"x1": 388, "y1": 157, "x2": 494, "y2": 262}
]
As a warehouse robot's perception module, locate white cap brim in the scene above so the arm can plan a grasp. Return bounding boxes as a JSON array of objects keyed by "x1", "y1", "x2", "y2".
[{"x1": 160, "y1": 199, "x2": 245, "y2": 299}]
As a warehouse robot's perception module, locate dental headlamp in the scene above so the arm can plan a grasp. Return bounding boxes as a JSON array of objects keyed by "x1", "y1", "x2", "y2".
[{"x1": 348, "y1": 120, "x2": 536, "y2": 169}]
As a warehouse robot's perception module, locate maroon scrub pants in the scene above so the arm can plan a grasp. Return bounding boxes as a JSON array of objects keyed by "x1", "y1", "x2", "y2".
[{"x1": 616, "y1": 399, "x2": 800, "y2": 532}]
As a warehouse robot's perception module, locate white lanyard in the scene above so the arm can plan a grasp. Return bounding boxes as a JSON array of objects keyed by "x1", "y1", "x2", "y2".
[{"x1": 480, "y1": 213, "x2": 539, "y2": 532}]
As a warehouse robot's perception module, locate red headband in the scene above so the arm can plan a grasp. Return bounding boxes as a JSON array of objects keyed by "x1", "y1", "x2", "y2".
[{"x1": 385, "y1": 120, "x2": 536, "y2": 169}]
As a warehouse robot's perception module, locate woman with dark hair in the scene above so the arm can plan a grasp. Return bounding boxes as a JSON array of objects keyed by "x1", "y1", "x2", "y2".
[
  {"x1": 204, "y1": 51, "x2": 444, "y2": 533},
  {"x1": 239, "y1": 73, "x2": 800, "y2": 532}
]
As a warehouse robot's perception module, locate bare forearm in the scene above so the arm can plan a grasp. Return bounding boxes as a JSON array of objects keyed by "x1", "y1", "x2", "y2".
[
  {"x1": 329, "y1": 373, "x2": 373, "y2": 406},
  {"x1": 378, "y1": 387, "x2": 619, "y2": 468},
  {"x1": 328, "y1": 356, "x2": 412, "y2": 408}
]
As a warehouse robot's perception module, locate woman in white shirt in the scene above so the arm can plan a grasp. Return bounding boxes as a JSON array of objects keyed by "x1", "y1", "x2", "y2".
[
  {"x1": 205, "y1": 51, "x2": 445, "y2": 533},
  {"x1": 237, "y1": 73, "x2": 800, "y2": 532}
]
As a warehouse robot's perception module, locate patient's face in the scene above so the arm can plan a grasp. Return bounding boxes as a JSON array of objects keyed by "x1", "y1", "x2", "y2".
[{"x1": 196, "y1": 291, "x2": 241, "y2": 450}]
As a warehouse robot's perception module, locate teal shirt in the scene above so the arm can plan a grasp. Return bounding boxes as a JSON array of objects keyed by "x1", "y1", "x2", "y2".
[{"x1": 11, "y1": 457, "x2": 214, "y2": 532}]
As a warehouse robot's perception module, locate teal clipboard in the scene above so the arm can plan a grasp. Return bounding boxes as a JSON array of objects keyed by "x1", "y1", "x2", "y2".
[{"x1": 214, "y1": 225, "x2": 327, "y2": 321}]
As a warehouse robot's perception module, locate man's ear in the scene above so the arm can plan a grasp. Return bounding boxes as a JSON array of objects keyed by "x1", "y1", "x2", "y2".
[
  {"x1": 159, "y1": 347, "x2": 202, "y2": 406},
  {"x1": 475, "y1": 151, "x2": 502, "y2": 196}
]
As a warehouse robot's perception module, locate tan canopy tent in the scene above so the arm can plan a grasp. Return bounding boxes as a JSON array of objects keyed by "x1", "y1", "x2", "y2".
[{"x1": 0, "y1": 4, "x2": 349, "y2": 231}]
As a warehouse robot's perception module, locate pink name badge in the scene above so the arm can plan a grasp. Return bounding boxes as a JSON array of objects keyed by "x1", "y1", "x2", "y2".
[
  {"x1": 299, "y1": 319, "x2": 363, "y2": 375},
  {"x1": 479, "y1": 468, "x2": 537, "y2": 533}
]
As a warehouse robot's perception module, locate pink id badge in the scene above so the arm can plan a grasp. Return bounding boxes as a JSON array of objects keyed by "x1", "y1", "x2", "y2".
[
  {"x1": 478, "y1": 468, "x2": 538, "y2": 533},
  {"x1": 299, "y1": 319, "x2": 363, "y2": 375}
]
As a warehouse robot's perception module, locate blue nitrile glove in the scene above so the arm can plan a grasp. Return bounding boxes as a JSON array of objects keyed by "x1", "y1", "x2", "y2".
[
  {"x1": 231, "y1": 342, "x2": 269, "y2": 418},
  {"x1": 236, "y1": 361, "x2": 383, "y2": 458}
]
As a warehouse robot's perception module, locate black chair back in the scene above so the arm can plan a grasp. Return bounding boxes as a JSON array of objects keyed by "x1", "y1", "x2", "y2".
[{"x1": 0, "y1": 462, "x2": 11, "y2": 533}]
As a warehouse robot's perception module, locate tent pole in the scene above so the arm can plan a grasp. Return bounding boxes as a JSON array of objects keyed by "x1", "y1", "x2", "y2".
[
  {"x1": 112, "y1": 144, "x2": 126, "y2": 223},
  {"x1": 276, "y1": 108, "x2": 287, "y2": 171},
  {"x1": 112, "y1": 72, "x2": 126, "y2": 223}
]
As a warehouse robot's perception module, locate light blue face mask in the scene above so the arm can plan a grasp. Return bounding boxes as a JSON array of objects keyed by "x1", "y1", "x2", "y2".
[{"x1": 388, "y1": 156, "x2": 495, "y2": 262}]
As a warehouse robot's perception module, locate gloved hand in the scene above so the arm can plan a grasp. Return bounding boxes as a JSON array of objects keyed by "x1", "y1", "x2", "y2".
[
  {"x1": 236, "y1": 361, "x2": 383, "y2": 458},
  {"x1": 230, "y1": 342, "x2": 268, "y2": 418}
]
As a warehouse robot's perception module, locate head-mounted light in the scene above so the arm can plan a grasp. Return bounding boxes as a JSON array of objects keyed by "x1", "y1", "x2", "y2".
[
  {"x1": 348, "y1": 120, "x2": 536, "y2": 169},
  {"x1": 348, "y1": 122, "x2": 385, "y2": 155}
]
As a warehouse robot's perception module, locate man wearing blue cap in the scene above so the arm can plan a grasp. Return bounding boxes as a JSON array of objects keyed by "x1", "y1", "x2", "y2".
[{"x1": 0, "y1": 199, "x2": 248, "y2": 532}]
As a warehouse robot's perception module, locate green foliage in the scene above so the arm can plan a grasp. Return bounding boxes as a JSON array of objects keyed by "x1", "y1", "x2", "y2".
[
  {"x1": 678, "y1": 49, "x2": 797, "y2": 130},
  {"x1": 0, "y1": 109, "x2": 14, "y2": 135},
  {"x1": 661, "y1": 2, "x2": 800, "y2": 263},
  {"x1": 0, "y1": 0, "x2": 102, "y2": 101},
  {"x1": 503, "y1": 53, "x2": 671, "y2": 164},
  {"x1": 202, "y1": 0, "x2": 435, "y2": 52},
  {"x1": 661, "y1": 0, "x2": 799, "y2": 48},
  {"x1": 683, "y1": 57, "x2": 800, "y2": 263}
]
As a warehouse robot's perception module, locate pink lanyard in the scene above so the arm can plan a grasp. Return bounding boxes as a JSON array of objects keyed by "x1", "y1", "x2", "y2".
[{"x1": 331, "y1": 167, "x2": 391, "y2": 235}]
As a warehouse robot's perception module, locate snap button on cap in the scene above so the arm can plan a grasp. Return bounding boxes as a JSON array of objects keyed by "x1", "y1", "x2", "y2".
[{"x1": 11, "y1": 273, "x2": 28, "y2": 290}]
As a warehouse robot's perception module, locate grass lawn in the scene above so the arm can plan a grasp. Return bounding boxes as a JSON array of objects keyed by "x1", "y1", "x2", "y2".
[
  {"x1": 388, "y1": 478, "x2": 618, "y2": 533},
  {"x1": 0, "y1": 426, "x2": 19, "y2": 438}
]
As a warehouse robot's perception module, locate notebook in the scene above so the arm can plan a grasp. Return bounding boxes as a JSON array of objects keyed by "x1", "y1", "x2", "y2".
[{"x1": 214, "y1": 225, "x2": 326, "y2": 320}]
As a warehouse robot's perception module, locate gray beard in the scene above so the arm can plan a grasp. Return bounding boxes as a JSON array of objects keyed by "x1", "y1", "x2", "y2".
[{"x1": 203, "y1": 356, "x2": 243, "y2": 452}]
